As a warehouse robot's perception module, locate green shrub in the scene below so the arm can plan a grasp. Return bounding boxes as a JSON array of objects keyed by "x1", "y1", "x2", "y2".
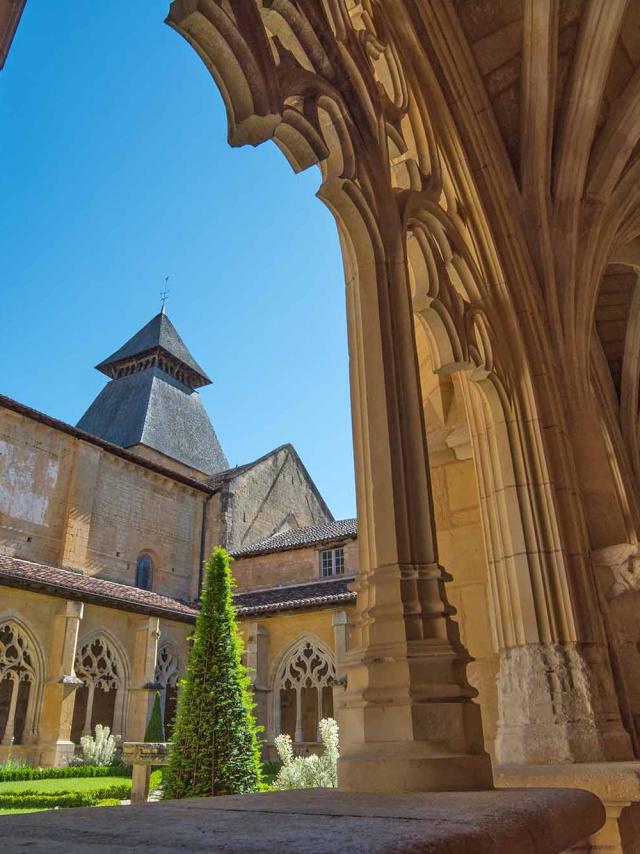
[
  {"x1": 0, "y1": 783, "x2": 131, "y2": 809},
  {"x1": 261, "y1": 760, "x2": 282, "y2": 784},
  {"x1": 0, "y1": 764, "x2": 131, "y2": 783},
  {"x1": 81, "y1": 724, "x2": 117, "y2": 766},
  {"x1": 149, "y1": 768, "x2": 163, "y2": 790},
  {"x1": 144, "y1": 691, "x2": 165, "y2": 743},
  {"x1": 0, "y1": 758, "x2": 26, "y2": 774},
  {"x1": 163, "y1": 547, "x2": 262, "y2": 799},
  {"x1": 273, "y1": 718, "x2": 339, "y2": 790}
]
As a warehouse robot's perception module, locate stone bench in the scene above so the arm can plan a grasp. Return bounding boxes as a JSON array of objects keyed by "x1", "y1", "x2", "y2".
[
  {"x1": 122, "y1": 741, "x2": 169, "y2": 804},
  {"x1": 0, "y1": 787, "x2": 605, "y2": 852}
]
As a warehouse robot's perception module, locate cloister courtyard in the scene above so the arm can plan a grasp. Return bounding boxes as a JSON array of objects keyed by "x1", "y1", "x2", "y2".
[{"x1": 4, "y1": 0, "x2": 640, "y2": 851}]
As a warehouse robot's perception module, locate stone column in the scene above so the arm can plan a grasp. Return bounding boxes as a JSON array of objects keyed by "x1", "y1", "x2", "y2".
[
  {"x1": 127, "y1": 617, "x2": 161, "y2": 742},
  {"x1": 332, "y1": 611, "x2": 349, "y2": 674},
  {"x1": 38, "y1": 600, "x2": 84, "y2": 766},
  {"x1": 245, "y1": 623, "x2": 269, "y2": 745},
  {"x1": 332, "y1": 205, "x2": 493, "y2": 793},
  {"x1": 166, "y1": 0, "x2": 492, "y2": 795}
]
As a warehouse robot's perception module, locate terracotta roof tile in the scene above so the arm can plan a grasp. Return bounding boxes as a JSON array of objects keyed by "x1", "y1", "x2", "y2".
[
  {"x1": 231, "y1": 518, "x2": 357, "y2": 558},
  {"x1": 234, "y1": 577, "x2": 356, "y2": 617},
  {"x1": 0, "y1": 554, "x2": 198, "y2": 622},
  {"x1": 0, "y1": 555, "x2": 356, "y2": 620}
]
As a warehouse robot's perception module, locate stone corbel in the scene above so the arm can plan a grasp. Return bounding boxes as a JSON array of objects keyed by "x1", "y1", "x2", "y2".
[{"x1": 592, "y1": 543, "x2": 640, "y2": 599}]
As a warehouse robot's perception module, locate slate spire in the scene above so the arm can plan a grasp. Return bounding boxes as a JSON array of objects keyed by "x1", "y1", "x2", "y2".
[
  {"x1": 95, "y1": 311, "x2": 212, "y2": 389},
  {"x1": 77, "y1": 312, "x2": 228, "y2": 476}
]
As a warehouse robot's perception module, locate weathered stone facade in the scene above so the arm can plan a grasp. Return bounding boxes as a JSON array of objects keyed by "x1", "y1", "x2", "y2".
[{"x1": 0, "y1": 312, "x2": 338, "y2": 767}]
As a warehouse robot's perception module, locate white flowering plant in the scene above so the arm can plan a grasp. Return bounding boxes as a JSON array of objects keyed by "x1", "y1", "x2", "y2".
[
  {"x1": 80, "y1": 724, "x2": 117, "y2": 766},
  {"x1": 273, "y1": 717, "x2": 339, "y2": 789}
]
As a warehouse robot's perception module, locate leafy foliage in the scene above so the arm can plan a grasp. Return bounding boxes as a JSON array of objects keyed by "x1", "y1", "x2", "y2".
[
  {"x1": 273, "y1": 718, "x2": 339, "y2": 790},
  {"x1": 163, "y1": 547, "x2": 262, "y2": 799},
  {"x1": 80, "y1": 724, "x2": 117, "y2": 766},
  {"x1": 0, "y1": 783, "x2": 131, "y2": 809},
  {"x1": 144, "y1": 691, "x2": 166, "y2": 743},
  {"x1": 0, "y1": 758, "x2": 25, "y2": 774},
  {"x1": 0, "y1": 764, "x2": 130, "y2": 783},
  {"x1": 0, "y1": 776, "x2": 130, "y2": 794}
]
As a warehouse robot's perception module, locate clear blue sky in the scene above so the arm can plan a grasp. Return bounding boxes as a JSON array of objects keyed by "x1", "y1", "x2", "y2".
[{"x1": 0, "y1": 1, "x2": 356, "y2": 520}]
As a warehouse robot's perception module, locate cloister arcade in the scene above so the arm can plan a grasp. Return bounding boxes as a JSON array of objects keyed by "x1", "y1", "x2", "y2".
[{"x1": 162, "y1": 0, "x2": 640, "y2": 798}]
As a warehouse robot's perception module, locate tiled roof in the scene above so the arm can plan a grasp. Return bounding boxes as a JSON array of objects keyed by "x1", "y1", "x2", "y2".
[
  {"x1": 0, "y1": 555, "x2": 356, "y2": 620},
  {"x1": 231, "y1": 518, "x2": 357, "y2": 558},
  {"x1": 96, "y1": 312, "x2": 211, "y2": 387},
  {"x1": 77, "y1": 368, "x2": 229, "y2": 476},
  {"x1": 234, "y1": 577, "x2": 356, "y2": 617},
  {"x1": 0, "y1": 554, "x2": 198, "y2": 622}
]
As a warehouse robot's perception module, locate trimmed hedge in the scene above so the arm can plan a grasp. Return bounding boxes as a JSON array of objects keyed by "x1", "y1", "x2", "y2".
[
  {"x1": 0, "y1": 783, "x2": 131, "y2": 810},
  {"x1": 0, "y1": 764, "x2": 131, "y2": 783}
]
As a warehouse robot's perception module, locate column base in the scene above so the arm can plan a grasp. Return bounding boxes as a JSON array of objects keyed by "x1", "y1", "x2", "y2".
[
  {"x1": 495, "y1": 643, "x2": 633, "y2": 765},
  {"x1": 338, "y1": 742, "x2": 493, "y2": 793},
  {"x1": 39, "y1": 740, "x2": 76, "y2": 767}
]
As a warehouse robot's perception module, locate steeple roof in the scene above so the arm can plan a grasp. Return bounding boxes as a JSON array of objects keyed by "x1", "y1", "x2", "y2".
[
  {"x1": 77, "y1": 310, "x2": 228, "y2": 476},
  {"x1": 96, "y1": 312, "x2": 211, "y2": 389}
]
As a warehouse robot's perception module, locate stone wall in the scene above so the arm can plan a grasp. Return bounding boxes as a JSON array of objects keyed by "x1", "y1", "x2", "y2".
[
  {"x1": 233, "y1": 539, "x2": 358, "y2": 591},
  {"x1": 0, "y1": 583, "x2": 191, "y2": 765},
  {"x1": 0, "y1": 404, "x2": 223, "y2": 601},
  {"x1": 222, "y1": 446, "x2": 332, "y2": 552}
]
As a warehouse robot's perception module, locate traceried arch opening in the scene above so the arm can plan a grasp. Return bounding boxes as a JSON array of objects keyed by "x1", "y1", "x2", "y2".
[
  {"x1": 155, "y1": 643, "x2": 181, "y2": 737},
  {"x1": 274, "y1": 637, "x2": 335, "y2": 744},
  {"x1": 71, "y1": 634, "x2": 126, "y2": 743},
  {"x1": 0, "y1": 620, "x2": 41, "y2": 746}
]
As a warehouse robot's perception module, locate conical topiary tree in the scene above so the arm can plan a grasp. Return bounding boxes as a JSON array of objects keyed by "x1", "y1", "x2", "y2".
[
  {"x1": 163, "y1": 546, "x2": 262, "y2": 799},
  {"x1": 144, "y1": 691, "x2": 165, "y2": 743}
]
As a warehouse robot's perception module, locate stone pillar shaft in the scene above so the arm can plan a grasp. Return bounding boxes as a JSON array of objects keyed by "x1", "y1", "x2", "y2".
[
  {"x1": 335, "y1": 222, "x2": 493, "y2": 792},
  {"x1": 127, "y1": 617, "x2": 161, "y2": 742},
  {"x1": 38, "y1": 600, "x2": 84, "y2": 766}
]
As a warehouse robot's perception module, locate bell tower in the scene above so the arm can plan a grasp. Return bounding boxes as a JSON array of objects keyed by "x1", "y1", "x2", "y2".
[{"x1": 77, "y1": 312, "x2": 228, "y2": 477}]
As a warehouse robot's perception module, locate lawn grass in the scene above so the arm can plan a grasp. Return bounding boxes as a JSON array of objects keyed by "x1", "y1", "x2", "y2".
[
  {"x1": 0, "y1": 776, "x2": 131, "y2": 794},
  {"x1": 0, "y1": 807, "x2": 51, "y2": 815}
]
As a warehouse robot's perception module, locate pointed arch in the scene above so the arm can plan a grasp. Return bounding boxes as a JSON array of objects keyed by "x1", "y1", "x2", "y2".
[
  {"x1": 71, "y1": 630, "x2": 129, "y2": 743},
  {"x1": 155, "y1": 641, "x2": 181, "y2": 737},
  {"x1": 272, "y1": 633, "x2": 336, "y2": 745},
  {"x1": 0, "y1": 616, "x2": 45, "y2": 746}
]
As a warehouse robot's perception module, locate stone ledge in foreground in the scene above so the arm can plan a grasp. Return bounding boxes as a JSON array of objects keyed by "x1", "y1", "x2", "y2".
[{"x1": 1, "y1": 787, "x2": 604, "y2": 853}]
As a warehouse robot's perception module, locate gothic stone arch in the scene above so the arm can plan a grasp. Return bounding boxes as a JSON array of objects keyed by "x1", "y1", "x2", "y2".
[
  {"x1": 273, "y1": 634, "x2": 336, "y2": 745},
  {"x1": 71, "y1": 631, "x2": 129, "y2": 742},
  {"x1": 0, "y1": 618, "x2": 44, "y2": 747}
]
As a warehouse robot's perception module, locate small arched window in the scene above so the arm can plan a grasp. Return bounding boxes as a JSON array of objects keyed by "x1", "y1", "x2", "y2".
[{"x1": 135, "y1": 554, "x2": 153, "y2": 590}]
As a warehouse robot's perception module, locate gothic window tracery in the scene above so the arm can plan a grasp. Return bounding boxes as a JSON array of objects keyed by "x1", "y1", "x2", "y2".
[
  {"x1": 71, "y1": 636, "x2": 124, "y2": 742},
  {"x1": 275, "y1": 639, "x2": 335, "y2": 743},
  {"x1": 155, "y1": 644, "x2": 180, "y2": 736},
  {"x1": 0, "y1": 621, "x2": 38, "y2": 746}
]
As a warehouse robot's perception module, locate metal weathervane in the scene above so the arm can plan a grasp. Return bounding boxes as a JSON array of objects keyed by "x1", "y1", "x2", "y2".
[{"x1": 160, "y1": 276, "x2": 170, "y2": 314}]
